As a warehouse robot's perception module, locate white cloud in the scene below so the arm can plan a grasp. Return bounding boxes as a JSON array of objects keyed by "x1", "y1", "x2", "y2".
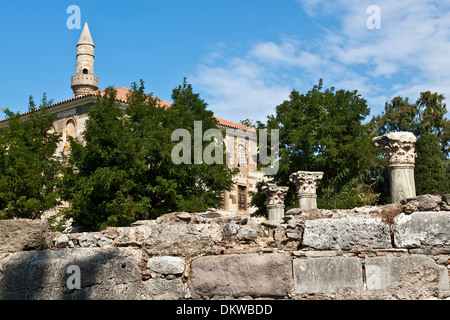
[
  {"x1": 191, "y1": 56, "x2": 291, "y2": 124},
  {"x1": 192, "y1": 0, "x2": 450, "y2": 125}
]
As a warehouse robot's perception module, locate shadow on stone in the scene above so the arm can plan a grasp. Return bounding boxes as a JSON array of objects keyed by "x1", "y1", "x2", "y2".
[{"x1": 0, "y1": 248, "x2": 141, "y2": 300}]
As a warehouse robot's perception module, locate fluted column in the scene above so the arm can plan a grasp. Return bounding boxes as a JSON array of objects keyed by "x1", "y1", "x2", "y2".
[
  {"x1": 263, "y1": 184, "x2": 289, "y2": 221},
  {"x1": 289, "y1": 171, "x2": 323, "y2": 210},
  {"x1": 373, "y1": 132, "x2": 417, "y2": 203}
]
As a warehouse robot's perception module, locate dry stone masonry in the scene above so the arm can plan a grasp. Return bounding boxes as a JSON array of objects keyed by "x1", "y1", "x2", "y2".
[{"x1": 1, "y1": 194, "x2": 450, "y2": 300}]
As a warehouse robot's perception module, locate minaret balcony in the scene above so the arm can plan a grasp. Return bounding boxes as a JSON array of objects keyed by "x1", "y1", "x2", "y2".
[{"x1": 71, "y1": 74, "x2": 99, "y2": 88}]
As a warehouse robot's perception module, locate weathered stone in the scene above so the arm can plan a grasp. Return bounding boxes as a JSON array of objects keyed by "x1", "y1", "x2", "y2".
[
  {"x1": 365, "y1": 256, "x2": 449, "y2": 291},
  {"x1": 443, "y1": 194, "x2": 450, "y2": 205},
  {"x1": 146, "y1": 256, "x2": 185, "y2": 275},
  {"x1": 337, "y1": 260, "x2": 450, "y2": 300},
  {"x1": 402, "y1": 195, "x2": 441, "y2": 211},
  {"x1": 97, "y1": 235, "x2": 113, "y2": 247},
  {"x1": 55, "y1": 234, "x2": 70, "y2": 248},
  {"x1": 0, "y1": 219, "x2": 52, "y2": 253},
  {"x1": 436, "y1": 255, "x2": 449, "y2": 265},
  {"x1": 189, "y1": 253, "x2": 292, "y2": 298},
  {"x1": 130, "y1": 220, "x2": 157, "y2": 227},
  {"x1": 156, "y1": 212, "x2": 194, "y2": 225},
  {"x1": 302, "y1": 217, "x2": 392, "y2": 250},
  {"x1": 143, "y1": 224, "x2": 222, "y2": 256},
  {"x1": 261, "y1": 220, "x2": 281, "y2": 229},
  {"x1": 286, "y1": 232, "x2": 300, "y2": 240},
  {"x1": 394, "y1": 212, "x2": 450, "y2": 248},
  {"x1": 237, "y1": 227, "x2": 257, "y2": 241},
  {"x1": 78, "y1": 234, "x2": 95, "y2": 248},
  {"x1": 176, "y1": 212, "x2": 192, "y2": 222},
  {"x1": 114, "y1": 227, "x2": 141, "y2": 247},
  {"x1": 0, "y1": 247, "x2": 142, "y2": 300},
  {"x1": 223, "y1": 221, "x2": 240, "y2": 239},
  {"x1": 403, "y1": 200, "x2": 420, "y2": 214},
  {"x1": 142, "y1": 278, "x2": 186, "y2": 300},
  {"x1": 441, "y1": 202, "x2": 450, "y2": 211},
  {"x1": 293, "y1": 250, "x2": 343, "y2": 258},
  {"x1": 293, "y1": 257, "x2": 363, "y2": 294}
]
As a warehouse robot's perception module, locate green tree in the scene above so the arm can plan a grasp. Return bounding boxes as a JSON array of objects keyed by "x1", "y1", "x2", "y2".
[
  {"x1": 371, "y1": 91, "x2": 450, "y2": 198},
  {"x1": 252, "y1": 80, "x2": 382, "y2": 214},
  {"x1": 60, "y1": 80, "x2": 236, "y2": 231},
  {"x1": 415, "y1": 132, "x2": 450, "y2": 195},
  {"x1": 372, "y1": 91, "x2": 450, "y2": 156},
  {"x1": 0, "y1": 94, "x2": 61, "y2": 219}
]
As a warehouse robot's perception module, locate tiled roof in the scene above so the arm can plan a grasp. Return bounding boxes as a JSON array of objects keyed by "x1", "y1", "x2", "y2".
[{"x1": 0, "y1": 87, "x2": 255, "y2": 132}]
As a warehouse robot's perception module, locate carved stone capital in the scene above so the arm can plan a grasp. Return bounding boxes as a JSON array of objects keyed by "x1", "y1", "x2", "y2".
[
  {"x1": 263, "y1": 184, "x2": 289, "y2": 206},
  {"x1": 372, "y1": 132, "x2": 417, "y2": 165},
  {"x1": 289, "y1": 171, "x2": 324, "y2": 195}
]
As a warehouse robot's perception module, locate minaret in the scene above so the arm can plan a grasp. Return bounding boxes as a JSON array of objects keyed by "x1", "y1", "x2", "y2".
[{"x1": 71, "y1": 21, "x2": 99, "y2": 97}]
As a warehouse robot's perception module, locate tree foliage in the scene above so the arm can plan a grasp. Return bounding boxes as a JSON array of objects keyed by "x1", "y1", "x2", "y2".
[
  {"x1": 372, "y1": 91, "x2": 450, "y2": 156},
  {"x1": 414, "y1": 132, "x2": 450, "y2": 195},
  {"x1": 251, "y1": 80, "x2": 382, "y2": 215},
  {"x1": 59, "y1": 79, "x2": 236, "y2": 231},
  {"x1": 0, "y1": 94, "x2": 61, "y2": 219}
]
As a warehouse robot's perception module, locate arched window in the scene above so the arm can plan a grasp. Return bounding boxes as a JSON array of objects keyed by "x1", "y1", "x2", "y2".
[
  {"x1": 83, "y1": 68, "x2": 88, "y2": 75},
  {"x1": 66, "y1": 119, "x2": 77, "y2": 139},
  {"x1": 237, "y1": 144, "x2": 246, "y2": 168}
]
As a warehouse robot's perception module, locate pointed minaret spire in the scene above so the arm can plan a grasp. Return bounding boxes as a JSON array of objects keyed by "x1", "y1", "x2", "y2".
[
  {"x1": 71, "y1": 21, "x2": 99, "y2": 97},
  {"x1": 77, "y1": 21, "x2": 94, "y2": 46}
]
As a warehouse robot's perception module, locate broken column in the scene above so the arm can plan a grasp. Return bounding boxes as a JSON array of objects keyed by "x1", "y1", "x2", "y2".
[
  {"x1": 289, "y1": 171, "x2": 323, "y2": 210},
  {"x1": 263, "y1": 184, "x2": 289, "y2": 221},
  {"x1": 372, "y1": 132, "x2": 417, "y2": 203}
]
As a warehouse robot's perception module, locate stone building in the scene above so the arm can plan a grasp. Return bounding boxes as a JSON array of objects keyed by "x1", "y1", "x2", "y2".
[{"x1": 0, "y1": 22, "x2": 266, "y2": 215}]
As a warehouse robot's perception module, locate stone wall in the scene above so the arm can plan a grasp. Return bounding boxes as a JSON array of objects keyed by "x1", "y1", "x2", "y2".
[{"x1": 1, "y1": 194, "x2": 450, "y2": 300}]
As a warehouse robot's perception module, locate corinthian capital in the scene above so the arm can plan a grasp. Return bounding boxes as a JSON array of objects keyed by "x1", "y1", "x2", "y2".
[
  {"x1": 372, "y1": 132, "x2": 417, "y2": 165},
  {"x1": 289, "y1": 171, "x2": 323, "y2": 195},
  {"x1": 263, "y1": 184, "x2": 289, "y2": 206}
]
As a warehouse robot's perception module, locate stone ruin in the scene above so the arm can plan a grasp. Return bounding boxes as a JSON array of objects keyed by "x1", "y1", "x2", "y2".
[
  {"x1": 0, "y1": 131, "x2": 449, "y2": 300},
  {"x1": 0, "y1": 193, "x2": 449, "y2": 300}
]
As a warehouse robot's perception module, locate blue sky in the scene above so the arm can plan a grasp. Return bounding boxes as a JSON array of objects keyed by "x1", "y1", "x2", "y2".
[{"x1": 1, "y1": 0, "x2": 450, "y2": 124}]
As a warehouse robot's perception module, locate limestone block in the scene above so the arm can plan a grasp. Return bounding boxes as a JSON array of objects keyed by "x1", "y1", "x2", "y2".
[
  {"x1": 293, "y1": 257, "x2": 363, "y2": 294},
  {"x1": 0, "y1": 219, "x2": 52, "y2": 253},
  {"x1": 237, "y1": 227, "x2": 257, "y2": 241},
  {"x1": 394, "y1": 212, "x2": 450, "y2": 248},
  {"x1": 401, "y1": 194, "x2": 441, "y2": 212},
  {"x1": 365, "y1": 256, "x2": 449, "y2": 291},
  {"x1": 189, "y1": 253, "x2": 292, "y2": 298},
  {"x1": 0, "y1": 248, "x2": 142, "y2": 300},
  {"x1": 143, "y1": 224, "x2": 223, "y2": 256},
  {"x1": 146, "y1": 256, "x2": 185, "y2": 275},
  {"x1": 142, "y1": 278, "x2": 187, "y2": 300},
  {"x1": 302, "y1": 217, "x2": 392, "y2": 250}
]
